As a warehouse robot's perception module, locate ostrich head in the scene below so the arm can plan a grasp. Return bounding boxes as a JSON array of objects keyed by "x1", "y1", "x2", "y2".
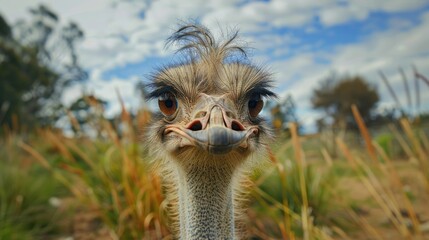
[{"x1": 145, "y1": 24, "x2": 276, "y2": 239}]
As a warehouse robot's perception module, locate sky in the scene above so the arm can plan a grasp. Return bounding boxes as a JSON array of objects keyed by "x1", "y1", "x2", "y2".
[{"x1": 1, "y1": 0, "x2": 429, "y2": 132}]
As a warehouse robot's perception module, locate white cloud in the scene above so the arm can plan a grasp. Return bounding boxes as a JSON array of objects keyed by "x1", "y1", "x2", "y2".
[
  {"x1": 318, "y1": 0, "x2": 428, "y2": 27},
  {"x1": 319, "y1": 5, "x2": 369, "y2": 26},
  {"x1": 2, "y1": 0, "x2": 426, "y2": 78},
  {"x1": 270, "y1": 11, "x2": 429, "y2": 131},
  {"x1": 356, "y1": 0, "x2": 427, "y2": 13}
]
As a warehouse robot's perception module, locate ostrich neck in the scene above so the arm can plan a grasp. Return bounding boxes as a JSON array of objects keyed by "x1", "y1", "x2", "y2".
[{"x1": 176, "y1": 162, "x2": 236, "y2": 240}]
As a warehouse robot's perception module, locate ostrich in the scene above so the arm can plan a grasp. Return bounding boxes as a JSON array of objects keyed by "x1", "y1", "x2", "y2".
[{"x1": 145, "y1": 24, "x2": 276, "y2": 239}]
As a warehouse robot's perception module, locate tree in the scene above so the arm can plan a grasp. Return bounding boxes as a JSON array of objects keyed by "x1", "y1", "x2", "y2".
[
  {"x1": 267, "y1": 95, "x2": 300, "y2": 133},
  {"x1": 311, "y1": 74, "x2": 379, "y2": 129},
  {"x1": 0, "y1": 5, "x2": 87, "y2": 130},
  {"x1": 69, "y1": 95, "x2": 107, "y2": 137},
  {"x1": 0, "y1": 15, "x2": 12, "y2": 39}
]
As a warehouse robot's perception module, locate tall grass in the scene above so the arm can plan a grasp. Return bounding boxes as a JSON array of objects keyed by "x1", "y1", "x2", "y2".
[
  {"x1": 336, "y1": 106, "x2": 428, "y2": 239},
  {"x1": 1, "y1": 95, "x2": 428, "y2": 239},
  {"x1": 0, "y1": 133, "x2": 72, "y2": 239},
  {"x1": 249, "y1": 124, "x2": 348, "y2": 240},
  {"x1": 18, "y1": 101, "x2": 171, "y2": 239},
  {"x1": 247, "y1": 104, "x2": 429, "y2": 239}
]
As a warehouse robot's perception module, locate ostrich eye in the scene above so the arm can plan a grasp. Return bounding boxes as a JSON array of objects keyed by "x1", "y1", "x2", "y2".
[
  {"x1": 158, "y1": 92, "x2": 178, "y2": 116},
  {"x1": 248, "y1": 95, "x2": 263, "y2": 118}
]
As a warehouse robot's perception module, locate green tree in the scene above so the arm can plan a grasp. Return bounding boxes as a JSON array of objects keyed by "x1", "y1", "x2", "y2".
[
  {"x1": 311, "y1": 74, "x2": 379, "y2": 129},
  {"x1": 267, "y1": 95, "x2": 299, "y2": 133},
  {"x1": 69, "y1": 95, "x2": 107, "y2": 136},
  {"x1": 0, "y1": 5, "x2": 87, "y2": 130},
  {"x1": 0, "y1": 15, "x2": 12, "y2": 39}
]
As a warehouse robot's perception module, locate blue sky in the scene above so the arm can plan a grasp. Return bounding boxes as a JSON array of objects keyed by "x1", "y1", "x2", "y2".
[{"x1": 1, "y1": 0, "x2": 429, "y2": 132}]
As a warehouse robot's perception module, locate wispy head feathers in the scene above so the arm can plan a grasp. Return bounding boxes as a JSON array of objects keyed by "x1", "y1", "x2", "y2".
[{"x1": 166, "y1": 23, "x2": 247, "y2": 65}]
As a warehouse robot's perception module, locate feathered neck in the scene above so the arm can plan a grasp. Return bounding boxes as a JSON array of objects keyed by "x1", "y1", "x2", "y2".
[{"x1": 174, "y1": 160, "x2": 237, "y2": 240}]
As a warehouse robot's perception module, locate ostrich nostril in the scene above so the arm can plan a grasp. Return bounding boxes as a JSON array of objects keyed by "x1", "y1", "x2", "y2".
[
  {"x1": 231, "y1": 121, "x2": 245, "y2": 131},
  {"x1": 188, "y1": 120, "x2": 203, "y2": 131},
  {"x1": 195, "y1": 111, "x2": 207, "y2": 118}
]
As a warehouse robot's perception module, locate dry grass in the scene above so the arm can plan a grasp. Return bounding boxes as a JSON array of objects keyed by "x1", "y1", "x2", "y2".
[{"x1": 1, "y1": 98, "x2": 428, "y2": 239}]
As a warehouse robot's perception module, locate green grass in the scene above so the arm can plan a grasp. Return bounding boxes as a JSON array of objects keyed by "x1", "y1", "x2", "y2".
[{"x1": 0, "y1": 161, "x2": 70, "y2": 239}]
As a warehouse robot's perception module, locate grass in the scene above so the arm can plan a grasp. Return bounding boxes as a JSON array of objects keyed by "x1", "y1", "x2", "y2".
[
  {"x1": 0, "y1": 134, "x2": 71, "y2": 240},
  {"x1": 17, "y1": 111, "x2": 170, "y2": 239},
  {"x1": 1, "y1": 100, "x2": 428, "y2": 239}
]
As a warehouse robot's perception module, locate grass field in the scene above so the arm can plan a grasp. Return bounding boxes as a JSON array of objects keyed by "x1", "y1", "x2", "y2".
[{"x1": 1, "y1": 105, "x2": 429, "y2": 239}]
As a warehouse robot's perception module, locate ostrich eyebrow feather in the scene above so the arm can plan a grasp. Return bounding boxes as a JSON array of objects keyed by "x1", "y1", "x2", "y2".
[
  {"x1": 145, "y1": 84, "x2": 177, "y2": 100},
  {"x1": 245, "y1": 82, "x2": 277, "y2": 99}
]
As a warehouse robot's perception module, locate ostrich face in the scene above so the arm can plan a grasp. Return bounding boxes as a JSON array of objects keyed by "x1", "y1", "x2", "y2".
[{"x1": 146, "y1": 25, "x2": 275, "y2": 165}]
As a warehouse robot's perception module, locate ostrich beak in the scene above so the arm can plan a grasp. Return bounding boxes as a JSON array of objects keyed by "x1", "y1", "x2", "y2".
[{"x1": 165, "y1": 105, "x2": 258, "y2": 154}]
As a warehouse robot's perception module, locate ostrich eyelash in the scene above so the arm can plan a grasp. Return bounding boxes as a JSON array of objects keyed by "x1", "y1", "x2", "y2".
[
  {"x1": 145, "y1": 85, "x2": 178, "y2": 100},
  {"x1": 245, "y1": 84, "x2": 277, "y2": 100}
]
